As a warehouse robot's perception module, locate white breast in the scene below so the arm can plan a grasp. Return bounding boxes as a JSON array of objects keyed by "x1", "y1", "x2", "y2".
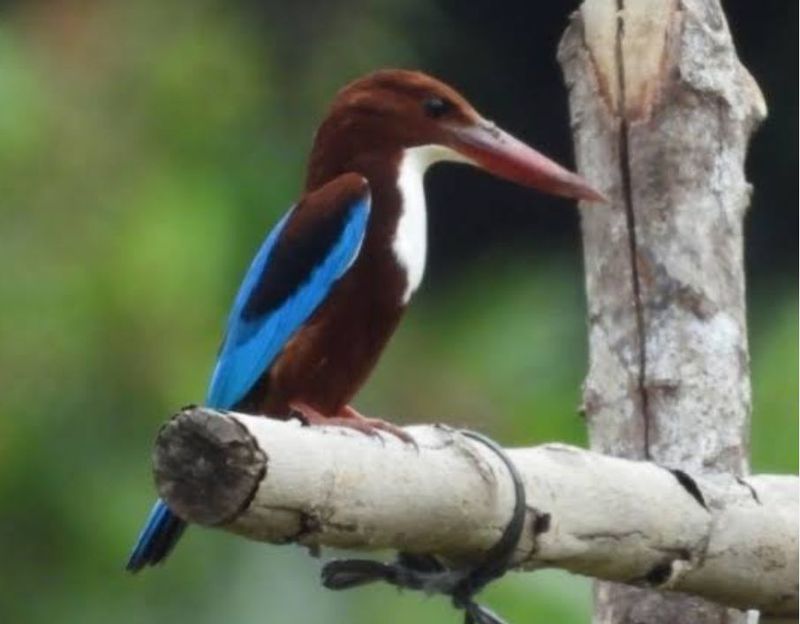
[{"x1": 393, "y1": 145, "x2": 469, "y2": 304}]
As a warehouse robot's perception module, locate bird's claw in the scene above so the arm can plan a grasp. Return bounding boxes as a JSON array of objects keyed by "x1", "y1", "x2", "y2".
[
  {"x1": 290, "y1": 402, "x2": 416, "y2": 447},
  {"x1": 320, "y1": 428, "x2": 525, "y2": 624}
]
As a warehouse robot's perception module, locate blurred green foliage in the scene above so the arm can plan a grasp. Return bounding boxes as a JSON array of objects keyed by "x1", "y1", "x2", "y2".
[{"x1": 0, "y1": 1, "x2": 795, "y2": 623}]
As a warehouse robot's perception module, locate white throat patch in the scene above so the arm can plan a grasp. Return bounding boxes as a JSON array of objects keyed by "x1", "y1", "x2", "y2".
[{"x1": 393, "y1": 145, "x2": 471, "y2": 304}]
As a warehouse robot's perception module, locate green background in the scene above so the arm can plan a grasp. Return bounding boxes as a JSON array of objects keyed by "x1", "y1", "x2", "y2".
[{"x1": 0, "y1": 1, "x2": 795, "y2": 622}]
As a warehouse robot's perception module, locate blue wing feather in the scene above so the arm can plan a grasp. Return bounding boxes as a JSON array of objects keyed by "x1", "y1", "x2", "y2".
[
  {"x1": 205, "y1": 194, "x2": 370, "y2": 409},
  {"x1": 126, "y1": 173, "x2": 369, "y2": 574}
]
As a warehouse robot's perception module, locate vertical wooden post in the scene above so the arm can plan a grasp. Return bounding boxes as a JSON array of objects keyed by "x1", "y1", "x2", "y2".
[{"x1": 558, "y1": 0, "x2": 766, "y2": 622}]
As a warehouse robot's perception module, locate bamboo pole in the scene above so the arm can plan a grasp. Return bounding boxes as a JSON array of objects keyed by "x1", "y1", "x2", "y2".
[{"x1": 153, "y1": 408, "x2": 797, "y2": 618}]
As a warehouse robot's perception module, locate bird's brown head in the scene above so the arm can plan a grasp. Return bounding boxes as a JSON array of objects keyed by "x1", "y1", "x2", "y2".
[{"x1": 307, "y1": 69, "x2": 604, "y2": 202}]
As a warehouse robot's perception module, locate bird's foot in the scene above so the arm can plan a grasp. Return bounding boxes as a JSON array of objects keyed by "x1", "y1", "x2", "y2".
[
  {"x1": 321, "y1": 429, "x2": 526, "y2": 624},
  {"x1": 290, "y1": 402, "x2": 414, "y2": 445},
  {"x1": 336, "y1": 405, "x2": 416, "y2": 445}
]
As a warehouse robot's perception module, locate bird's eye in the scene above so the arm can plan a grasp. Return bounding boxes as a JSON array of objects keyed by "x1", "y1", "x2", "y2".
[{"x1": 423, "y1": 96, "x2": 453, "y2": 119}]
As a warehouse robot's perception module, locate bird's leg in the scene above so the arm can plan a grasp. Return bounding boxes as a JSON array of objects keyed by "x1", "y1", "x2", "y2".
[
  {"x1": 290, "y1": 401, "x2": 413, "y2": 444},
  {"x1": 289, "y1": 401, "x2": 333, "y2": 426}
]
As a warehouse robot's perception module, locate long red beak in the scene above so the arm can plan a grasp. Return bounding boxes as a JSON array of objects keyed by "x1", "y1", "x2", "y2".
[{"x1": 450, "y1": 121, "x2": 606, "y2": 203}]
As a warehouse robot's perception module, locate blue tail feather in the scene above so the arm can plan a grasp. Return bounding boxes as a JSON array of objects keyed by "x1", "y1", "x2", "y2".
[{"x1": 126, "y1": 499, "x2": 186, "y2": 572}]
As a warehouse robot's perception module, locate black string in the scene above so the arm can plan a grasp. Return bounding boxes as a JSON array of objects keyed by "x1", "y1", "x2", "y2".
[{"x1": 321, "y1": 428, "x2": 526, "y2": 624}]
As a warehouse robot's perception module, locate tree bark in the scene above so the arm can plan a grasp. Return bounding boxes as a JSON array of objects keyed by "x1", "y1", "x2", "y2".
[
  {"x1": 557, "y1": 0, "x2": 767, "y2": 622},
  {"x1": 153, "y1": 408, "x2": 798, "y2": 619}
]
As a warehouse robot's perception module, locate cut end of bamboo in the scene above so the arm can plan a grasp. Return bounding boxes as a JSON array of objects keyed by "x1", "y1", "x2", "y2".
[{"x1": 154, "y1": 407, "x2": 266, "y2": 526}]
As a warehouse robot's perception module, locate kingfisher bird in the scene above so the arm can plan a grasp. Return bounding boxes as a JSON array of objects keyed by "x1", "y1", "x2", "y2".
[{"x1": 126, "y1": 69, "x2": 602, "y2": 572}]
